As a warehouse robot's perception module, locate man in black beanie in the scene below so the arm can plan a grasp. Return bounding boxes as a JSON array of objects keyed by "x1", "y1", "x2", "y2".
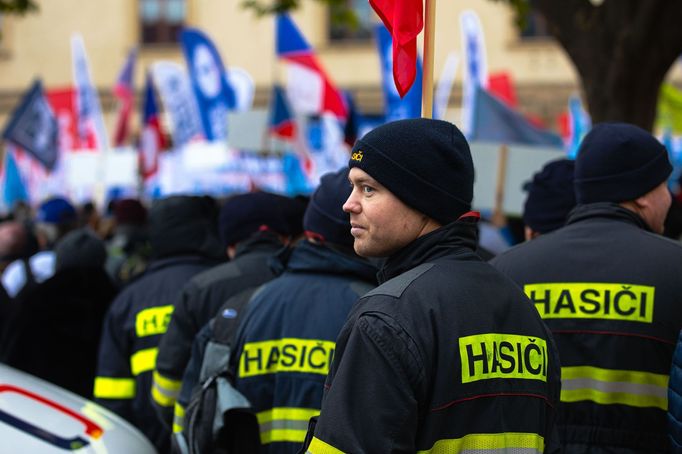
[
  {"x1": 214, "y1": 168, "x2": 377, "y2": 453},
  {"x1": 492, "y1": 122, "x2": 682, "y2": 453},
  {"x1": 522, "y1": 158, "x2": 576, "y2": 240},
  {"x1": 303, "y1": 119, "x2": 561, "y2": 453},
  {"x1": 152, "y1": 191, "x2": 303, "y2": 433}
]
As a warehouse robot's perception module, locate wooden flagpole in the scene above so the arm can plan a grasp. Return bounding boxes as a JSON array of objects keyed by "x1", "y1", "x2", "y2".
[
  {"x1": 493, "y1": 144, "x2": 509, "y2": 227},
  {"x1": 421, "y1": 0, "x2": 436, "y2": 118}
]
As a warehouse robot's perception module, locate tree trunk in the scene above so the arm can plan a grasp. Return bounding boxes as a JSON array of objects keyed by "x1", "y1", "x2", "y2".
[{"x1": 534, "y1": 0, "x2": 682, "y2": 131}]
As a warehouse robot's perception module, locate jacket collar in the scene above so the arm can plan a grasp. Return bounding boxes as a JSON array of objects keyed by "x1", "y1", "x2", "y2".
[
  {"x1": 284, "y1": 240, "x2": 377, "y2": 283},
  {"x1": 567, "y1": 202, "x2": 651, "y2": 232},
  {"x1": 233, "y1": 231, "x2": 286, "y2": 259},
  {"x1": 377, "y1": 220, "x2": 479, "y2": 284}
]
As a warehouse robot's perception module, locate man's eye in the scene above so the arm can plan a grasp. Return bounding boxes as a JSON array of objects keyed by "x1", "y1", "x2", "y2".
[{"x1": 362, "y1": 186, "x2": 374, "y2": 194}]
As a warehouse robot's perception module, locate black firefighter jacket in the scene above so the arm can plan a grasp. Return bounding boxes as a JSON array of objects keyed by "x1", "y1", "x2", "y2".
[
  {"x1": 491, "y1": 203, "x2": 682, "y2": 453},
  {"x1": 153, "y1": 231, "x2": 285, "y2": 429},
  {"x1": 306, "y1": 220, "x2": 562, "y2": 454}
]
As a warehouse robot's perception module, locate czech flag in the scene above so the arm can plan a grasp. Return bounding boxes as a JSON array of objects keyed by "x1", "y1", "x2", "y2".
[
  {"x1": 113, "y1": 48, "x2": 137, "y2": 147},
  {"x1": 269, "y1": 85, "x2": 297, "y2": 140},
  {"x1": 139, "y1": 73, "x2": 166, "y2": 180},
  {"x1": 276, "y1": 14, "x2": 347, "y2": 119}
]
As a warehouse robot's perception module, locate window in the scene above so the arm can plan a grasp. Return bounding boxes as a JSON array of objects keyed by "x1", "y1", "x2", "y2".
[
  {"x1": 139, "y1": 0, "x2": 186, "y2": 45},
  {"x1": 328, "y1": 0, "x2": 373, "y2": 43}
]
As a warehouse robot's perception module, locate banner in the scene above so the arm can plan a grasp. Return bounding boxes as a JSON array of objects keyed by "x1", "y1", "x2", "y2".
[
  {"x1": 151, "y1": 61, "x2": 204, "y2": 147},
  {"x1": 460, "y1": 10, "x2": 488, "y2": 137},
  {"x1": 433, "y1": 53, "x2": 459, "y2": 120},
  {"x1": 181, "y1": 28, "x2": 236, "y2": 141},
  {"x1": 375, "y1": 23, "x2": 422, "y2": 122},
  {"x1": 2, "y1": 80, "x2": 60, "y2": 170},
  {"x1": 71, "y1": 33, "x2": 109, "y2": 150},
  {"x1": 227, "y1": 67, "x2": 255, "y2": 112}
]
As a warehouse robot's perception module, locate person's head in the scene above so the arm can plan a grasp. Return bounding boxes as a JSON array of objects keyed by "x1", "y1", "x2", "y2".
[
  {"x1": 523, "y1": 159, "x2": 576, "y2": 240},
  {"x1": 148, "y1": 195, "x2": 223, "y2": 261},
  {"x1": 575, "y1": 122, "x2": 673, "y2": 234},
  {"x1": 35, "y1": 197, "x2": 78, "y2": 248},
  {"x1": 303, "y1": 168, "x2": 354, "y2": 250},
  {"x1": 0, "y1": 221, "x2": 28, "y2": 272},
  {"x1": 218, "y1": 192, "x2": 299, "y2": 259},
  {"x1": 54, "y1": 228, "x2": 107, "y2": 272},
  {"x1": 344, "y1": 118, "x2": 475, "y2": 257},
  {"x1": 113, "y1": 198, "x2": 148, "y2": 228}
]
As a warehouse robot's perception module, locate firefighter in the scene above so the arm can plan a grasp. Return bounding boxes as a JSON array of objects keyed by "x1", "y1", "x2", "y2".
[
  {"x1": 492, "y1": 122, "x2": 682, "y2": 452},
  {"x1": 302, "y1": 119, "x2": 561, "y2": 453}
]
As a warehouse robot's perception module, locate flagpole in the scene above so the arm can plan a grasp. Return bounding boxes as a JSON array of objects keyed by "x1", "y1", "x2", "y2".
[{"x1": 421, "y1": 0, "x2": 436, "y2": 119}]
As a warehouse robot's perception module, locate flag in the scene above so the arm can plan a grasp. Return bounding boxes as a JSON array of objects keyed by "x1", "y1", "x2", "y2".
[
  {"x1": 269, "y1": 85, "x2": 297, "y2": 140},
  {"x1": 488, "y1": 72, "x2": 517, "y2": 108},
  {"x1": 460, "y1": 10, "x2": 488, "y2": 137},
  {"x1": 2, "y1": 80, "x2": 60, "y2": 170},
  {"x1": 566, "y1": 94, "x2": 591, "y2": 158},
  {"x1": 276, "y1": 14, "x2": 347, "y2": 119},
  {"x1": 181, "y1": 28, "x2": 236, "y2": 141},
  {"x1": 139, "y1": 73, "x2": 166, "y2": 180},
  {"x1": 656, "y1": 83, "x2": 682, "y2": 135},
  {"x1": 71, "y1": 33, "x2": 109, "y2": 150},
  {"x1": 2, "y1": 145, "x2": 28, "y2": 208},
  {"x1": 369, "y1": 0, "x2": 423, "y2": 98},
  {"x1": 151, "y1": 61, "x2": 204, "y2": 147},
  {"x1": 470, "y1": 86, "x2": 564, "y2": 148},
  {"x1": 433, "y1": 53, "x2": 459, "y2": 120},
  {"x1": 375, "y1": 23, "x2": 422, "y2": 122},
  {"x1": 113, "y1": 48, "x2": 137, "y2": 147},
  {"x1": 47, "y1": 88, "x2": 78, "y2": 152}
]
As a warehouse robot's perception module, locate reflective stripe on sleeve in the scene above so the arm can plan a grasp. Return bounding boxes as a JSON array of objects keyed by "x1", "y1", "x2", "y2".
[
  {"x1": 561, "y1": 366, "x2": 668, "y2": 409},
  {"x1": 257, "y1": 407, "x2": 319, "y2": 444},
  {"x1": 93, "y1": 377, "x2": 136, "y2": 399},
  {"x1": 417, "y1": 432, "x2": 544, "y2": 454},
  {"x1": 130, "y1": 347, "x2": 157, "y2": 376},
  {"x1": 173, "y1": 403, "x2": 185, "y2": 434},
  {"x1": 307, "y1": 436, "x2": 345, "y2": 454},
  {"x1": 151, "y1": 371, "x2": 181, "y2": 407}
]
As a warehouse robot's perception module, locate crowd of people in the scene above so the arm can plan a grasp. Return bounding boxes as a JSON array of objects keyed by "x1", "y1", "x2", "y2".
[{"x1": 1, "y1": 119, "x2": 682, "y2": 453}]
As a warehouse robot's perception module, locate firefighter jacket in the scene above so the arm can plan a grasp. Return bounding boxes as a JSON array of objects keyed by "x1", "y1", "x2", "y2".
[
  {"x1": 492, "y1": 203, "x2": 682, "y2": 453},
  {"x1": 94, "y1": 255, "x2": 218, "y2": 453},
  {"x1": 229, "y1": 240, "x2": 376, "y2": 454},
  {"x1": 669, "y1": 330, "x2": 682, "y2": 452},
  {"x1": 306, "y1": 220, "x2": 561, "y2": 454},
  {"x1": 153, "y1": 232, "x2": 285, "y2": 429}
]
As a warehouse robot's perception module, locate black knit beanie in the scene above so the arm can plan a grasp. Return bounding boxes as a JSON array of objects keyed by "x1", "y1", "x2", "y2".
[
  {"x1": 303, "y1": 168, "x2": 354, "y2": 247},
  {"x1": 349, "y1": 119, "x2": 474, "y2": 224},
  {"x1": 219, "y1": 192, "x2": 295, "y2": 247},
  {"x1": 575, "y1": 123, "x2": 672, "y2": 204},
  {"x1": 523, "y1": 159, "x2": 576, "y2": 233}
]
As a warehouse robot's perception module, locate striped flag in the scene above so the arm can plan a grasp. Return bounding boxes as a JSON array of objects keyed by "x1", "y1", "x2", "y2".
[
  {"x1": 269, "y1": 85, "x2": 297, "y2": 140},
  {"x1": 139, "y1": 73, "x2": 166, "y2": 181},
  {"x1": 113, "y1": 48, "x2": 137, "y2": 147}
]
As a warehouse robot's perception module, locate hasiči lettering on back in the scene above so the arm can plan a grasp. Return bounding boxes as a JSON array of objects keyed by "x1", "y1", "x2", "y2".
[
  {"x1": 239, "y1": 338, "x2": 335, "y2": 378},
  {"x1": 524, "y1": 283, "x2": 655, "y2": 323},
  {"x1": 459, "y1": 333, "x2": 548, "y2": 384}
]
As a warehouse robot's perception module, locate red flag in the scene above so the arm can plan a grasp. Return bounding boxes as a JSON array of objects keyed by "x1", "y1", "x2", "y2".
[{"x1": 370, "y1": 0, "x2": 423, "y2": 98}]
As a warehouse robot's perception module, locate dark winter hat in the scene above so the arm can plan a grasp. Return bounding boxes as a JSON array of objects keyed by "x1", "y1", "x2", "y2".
[
  {"x1": 303, "y1": 168, "x2": 353, "y2": 247},
  {"x1": 349, "y1": 118, "x2": 474, "y2": 224},
  {"x1": 523, "y1": 159, "x2": 576, "y2": 234},
  {"x1": 113, "y1": 199, "x2": 147, "y2": 226},
  {"x1": 55, "y1": 228, "x2": 106, "y2": 271},
  {"x1": 36, "y1": 197, "x2": 77, "y2": 225},
  {"x1": 218, "y1": 192, "x2": 295, "y2": 247},
  {"x1": 575, "y1": 123, "x2": 672, "y2": 204}
]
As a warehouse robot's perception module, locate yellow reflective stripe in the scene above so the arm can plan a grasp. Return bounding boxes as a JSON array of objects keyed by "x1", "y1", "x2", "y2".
[
  {"x1": 173, "y1": 403, "x2": 186, "y2": 434},
  {"x1": 93, "y1": 377, "x2": 136, "y2": 399},
  {"x1": 135, "y1": 305, "x2": 174, "y2": 337},
  {"x1": 418, "y1": 432, "x2": 544, "y2": 453},
  {"x1": 307, "y1": 436, "x2": 345, "y2": 454},
  {"x1": 151, "y1": 383, "x2": 176, "y2": 407},
  {"x1": 562, "y1": 366, "x2": 669, "y2": 387},
  {"x1": 256, "y1": 407, "x2": 319, "y2": 424},
  {"x1": 561, "y1": 366, "x2": 669, "y2": 410},
  {"x1": 130, "y1": 348, "x2": 157, "y2": 376},
  {"x1": 153, "y1": 371, "x2": 182, "y2": 391},
  {"x1": 257, "y1": 407, "x2": 319, "y2": 444}
]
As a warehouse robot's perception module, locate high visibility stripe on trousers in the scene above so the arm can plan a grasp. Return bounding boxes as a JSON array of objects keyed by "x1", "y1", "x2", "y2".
[
  {"x1": 307, "y1": 433, "x2": 545, "y2": 454},
  {"x1": 93, "y1": 377, "x2": 136, "y2": 399},
  {"x1": 151, "y1": 371, "x2": 182, "y2": 407},
  {"x1": 561, "y1": 366, "x2": 669, "y2": 410},
  {"x1": 257, "y1": 407, "x2": 319, "y2": 444},
  {"x1": 173, "y1": 402, "x2": 185, "y2": 434}
]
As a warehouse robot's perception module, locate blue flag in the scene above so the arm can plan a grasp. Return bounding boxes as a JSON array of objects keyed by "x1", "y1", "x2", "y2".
[
  {"x1": 2, "y1": 80, "x2": 59, "y2": 170},
  {"x1": 375, "y1": 24, "x2": 422, "y2": 122},
  {"x1": 470, "y1": 86, "x2": 563, "y2": 148},
  {"x1": 181, "y1": 28, "x2": 236, "y2": 141},
  {"x1": 2, "y1": 147, "x2": 28, "y2": 208}
]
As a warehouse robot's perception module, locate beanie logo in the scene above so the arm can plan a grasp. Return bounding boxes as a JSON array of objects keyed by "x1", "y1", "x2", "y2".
[{"x1": 351, "y1": 150, "x2": 364, "y2": 162}]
